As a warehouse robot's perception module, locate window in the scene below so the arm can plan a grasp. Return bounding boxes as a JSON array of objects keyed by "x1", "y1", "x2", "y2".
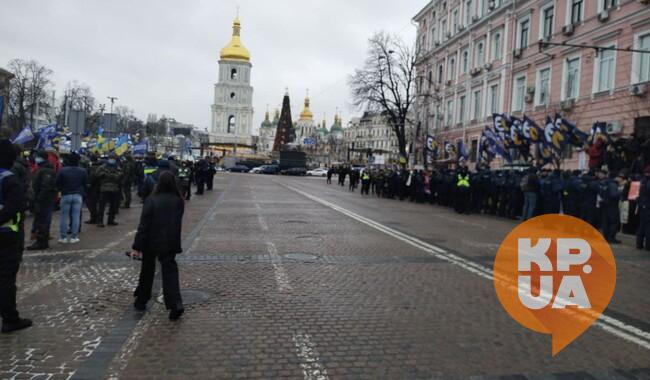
[
  {"x1": 475, "y1": 41, "x2": 484, "y2": 67},
  {"x1": 489, "y1": 84, "x2": 499, "y2": 113},
  {"x1": 465, "y1": 0, "x2": 472, "y2": 25},
  {"x1": 431, "y1": 27, "x2": 437, "y2": 47},
  {"x1": 227, "y1": 115, "x2": 236, "y2": 133},
  {"x1": 446, "y1": 100, "x2": 454, "y2": 125},
  {"x1": 601, "y1": 0, "x2": 618, "y2": 11},
  {"x1": 448, "y1": 57, "x2": 456, "y2": 81},
  {"x1": 632, "y1": 32, "x2": 650, "y2": 84},
  {"x1": 540, "y1": 4, "x2": 554, "y2": 40},
  {"x1": 563, "y1": 56, "x2": 581, "y2": 100},
  {"x1": 428, "y1": 71, "x2": 433, "y2": 87},
  {"x1": 462, "y1": 49, "x2": 469, "y2": 74},
  {"x1": 470, "y1": 139, "x2": 478, "y2": 162},
  {"x1": 570, "y1": 0, "x2": 583, "y2": 25},
  {"x1": 438, "y1": 64, "x2": 444, "y2": 83},
  {"x1": 512, "y1": 76, "x2": 526, "y2": 112},
  {"x1": 453, "y1": 9, "x2": 459, "y2": 33},
  {"x1": 536, "y1": 67, "x2": 551, "y2": 106},
  {"x1": 459, "y1": 95, "x2": 466, "y2": 122},
  {"x1": 492, "y1": 32, "x2": 502, "y2": 60},
  {"x1": 518, "y1": 17, "x2": 530, "y2": 49},
  {"x1": 473, "y1": 90, "x2": 482, "y2": 120},
  {"x1": 595, "y1": 46, "x2": 616, "y2": 93},
  {"x1": 230, "y1": 92, "x2": 236, "y2": 99},
  {"x1": 442, "y1": 19, "x2": 448, "y2": 39},
  {"x1": 231, "y1": 68, "x2": 238, "y2": 80}
]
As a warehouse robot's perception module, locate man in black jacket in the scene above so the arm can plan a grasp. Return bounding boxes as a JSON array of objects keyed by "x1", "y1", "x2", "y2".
[{"x1": 0, "y1": 140, "x2": 32, "y2": 333}]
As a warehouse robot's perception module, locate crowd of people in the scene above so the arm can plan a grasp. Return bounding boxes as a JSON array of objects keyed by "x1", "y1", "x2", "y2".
[
  {"x1": 0, "y1": 137, "x2": 220, "y2": 332},
  {"x1": 329, "y1": 162, "x2": 650, "y2": 250},
  {"x1": 8, "y1": 148, "x2": 217, "y2": 250}
]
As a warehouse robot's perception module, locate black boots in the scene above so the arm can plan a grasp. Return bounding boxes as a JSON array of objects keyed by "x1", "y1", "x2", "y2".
[
  {"x1": 169, "y1": 308, "x2": 184, "y2": 321},
  {"x1": 2, "y1": 318, "x2": 33, "y2": 333}
]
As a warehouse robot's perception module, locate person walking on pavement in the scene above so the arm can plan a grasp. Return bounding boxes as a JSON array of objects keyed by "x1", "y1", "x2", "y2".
[
  {"x1": 56, "y1": 152, "x2": 87, "y2": 244},
  {"x1": 96, "y1": 155, "x2": 123, "y2": 228},
  {"x1": 121, "y1": 154, "x2": 137, "y2": 209},
  {"x1": 0, "y1": 140, "x2": 32, "y2": 333},
  {"x1": 326, "y1": 168, "x2": 333, "y2": 185},
  {"x1": 27, "y1": 151, "x2": 57, "y2": 250},
  {"x1": 131, "y1": 171, "x2": 185, "y2": 320},
  {"x1": 636, "y1": 166, "x2": 650, "y2": 250}
]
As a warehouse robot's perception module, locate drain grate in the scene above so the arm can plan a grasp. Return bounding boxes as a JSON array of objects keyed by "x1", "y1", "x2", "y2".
[{"x1": 156, "y1": 289, "x2": 210, "y2": 305}]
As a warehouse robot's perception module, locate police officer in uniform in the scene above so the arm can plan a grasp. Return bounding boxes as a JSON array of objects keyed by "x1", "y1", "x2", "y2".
[
  {"x1": 636, "y1": 166, "x2": 650, "y2": 250},
  {"x1": 27, "y1": 151, "x2": 57, "y2": 250},
  {"x1": 96, "y1": 155, "x2": 123, "y2": 227},
  {"x1": 0, "y1": 140, "x2": 32, "y2": 333},
  {"x1": 178, "y1": 161, "x2": 193, "y2": 201},
  {"x1": 455, "y1": 166, "x2": 470, "y2": 214},
  {"x1": 121, "y1": 154, "x2": 138, "y2": 209}
]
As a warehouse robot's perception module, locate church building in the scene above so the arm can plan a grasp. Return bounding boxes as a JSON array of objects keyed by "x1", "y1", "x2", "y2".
[{"x1": 210, "y1": 16, "x2": 255, "y2": 148}]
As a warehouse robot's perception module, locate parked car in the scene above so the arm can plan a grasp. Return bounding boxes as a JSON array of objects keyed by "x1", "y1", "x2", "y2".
[
  {"x1": 307, "y1": 168, "x2": 328, "y2": 177},
  {"x1": 250, "y1": 166, "x2": 263, "y2": 174},
  {"x1": 281, "y1": 167, "x2": 307, "y2": 176},
  {"x1": 261, "y1": 165, "x2": 280, "y2": 175},
  {"x1": 229, "y1": 165, "x2": 250, "y2": 173}
]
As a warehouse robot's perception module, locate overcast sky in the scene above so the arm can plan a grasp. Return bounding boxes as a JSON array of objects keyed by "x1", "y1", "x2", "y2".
[{"x1": 1, "y1": 0, "x2": 420, "y2": 133}]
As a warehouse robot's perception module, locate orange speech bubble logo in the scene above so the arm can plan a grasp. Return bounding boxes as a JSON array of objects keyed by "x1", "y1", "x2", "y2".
[{"x1": 494, "y1": 214, "x2": 616, "y2": 355}]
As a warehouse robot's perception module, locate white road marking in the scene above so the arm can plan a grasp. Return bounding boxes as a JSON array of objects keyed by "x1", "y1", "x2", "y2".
[
  {"x1": 258, "y1": 214, "x2": 269, "y2": 231},
  {"x1": 285, "y1": 184, "x2": 650, "y2": 351},
  {"x1": 266, "y1": 242, "x2": 292, "y2": 292},
  {"x1": 18, "y1": 230, "x2": 137, "y2": 300},
  {"x1": 292, "y1": 333, "x2": 329, "y2": 380}
]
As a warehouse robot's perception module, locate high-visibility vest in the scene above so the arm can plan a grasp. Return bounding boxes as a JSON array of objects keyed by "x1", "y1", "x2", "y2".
[
  {"x1": 143, "y1": 167, "x2": 156, "y2": 176},
  {"x1": 0, "y1": 169, "x2": 21, "y2": 234},
  {"x1": 457, "y1": 173, "x2": 470, "y2": 188}
]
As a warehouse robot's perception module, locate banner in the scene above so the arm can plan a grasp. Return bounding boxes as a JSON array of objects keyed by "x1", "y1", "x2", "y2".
[{"x1": 11, "y1": 125, "x2": 35, "y2": 145}]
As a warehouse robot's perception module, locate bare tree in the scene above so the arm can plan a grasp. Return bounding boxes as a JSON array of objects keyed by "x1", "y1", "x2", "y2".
[
  {"x1": 7, "y1": 59, "x2": 53, "y2": 131},
  {"x1": 349, "y1": 32, "x2": 419, "y2": 160}
]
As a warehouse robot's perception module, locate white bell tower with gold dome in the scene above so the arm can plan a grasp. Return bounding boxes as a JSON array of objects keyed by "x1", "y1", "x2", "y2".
[{"x1": 210, "y1": 16, "x2": 254, "y2": 146}]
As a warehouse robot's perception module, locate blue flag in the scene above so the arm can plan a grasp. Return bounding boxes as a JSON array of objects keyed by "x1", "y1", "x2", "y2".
[
  {"x1": 11, "y1": 125, "x2": 35, "y2": 145},
  {"x1": 590, "y1": 121, "x2": 612, "y2": 144},
  {"x1": 35, "y1": 124, "x2": 58, "y2": 149}
]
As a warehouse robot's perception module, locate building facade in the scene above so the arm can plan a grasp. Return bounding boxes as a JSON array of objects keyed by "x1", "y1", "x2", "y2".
[
  {"x1": 210, "y1": 17, "x2": 255, "y2": 146},
  {"x1": 413, "y1": 0, "x2": 650, "y2": 168},
  {"x1": 258, "y1": 109, "x2": 277, "y2": 153},
  {"x1": 343, "y1": 111, "x2": 414, "y2": 164}
]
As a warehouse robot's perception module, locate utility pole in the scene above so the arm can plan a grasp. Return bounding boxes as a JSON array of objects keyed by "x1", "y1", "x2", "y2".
[{"x1": 107, "y1": 96, "x2": 118, "y2": 114}]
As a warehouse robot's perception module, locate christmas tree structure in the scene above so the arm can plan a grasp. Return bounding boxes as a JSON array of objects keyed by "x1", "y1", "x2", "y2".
[{"x1": 272, "y1": 91, "x2": 293, "y2": 152}]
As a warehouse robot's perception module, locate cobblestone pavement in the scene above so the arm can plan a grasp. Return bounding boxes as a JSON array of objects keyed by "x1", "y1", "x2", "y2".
[{"x1": 2, "y1": 173, "x2": 649, "y2": 380}]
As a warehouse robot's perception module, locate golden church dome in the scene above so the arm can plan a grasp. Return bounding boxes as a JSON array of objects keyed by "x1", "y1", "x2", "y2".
[
  {"x1": 299, "y1": 95, "x2": 314, "y2": 121},
  {"x1": 220, "y1": 17, "x2": 251, "y2": 62}
]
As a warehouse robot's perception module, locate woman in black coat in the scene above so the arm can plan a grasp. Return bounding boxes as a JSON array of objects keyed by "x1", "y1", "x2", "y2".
[{"x1": 131, "y1": 171, "x2": 185, "y2": 320}]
